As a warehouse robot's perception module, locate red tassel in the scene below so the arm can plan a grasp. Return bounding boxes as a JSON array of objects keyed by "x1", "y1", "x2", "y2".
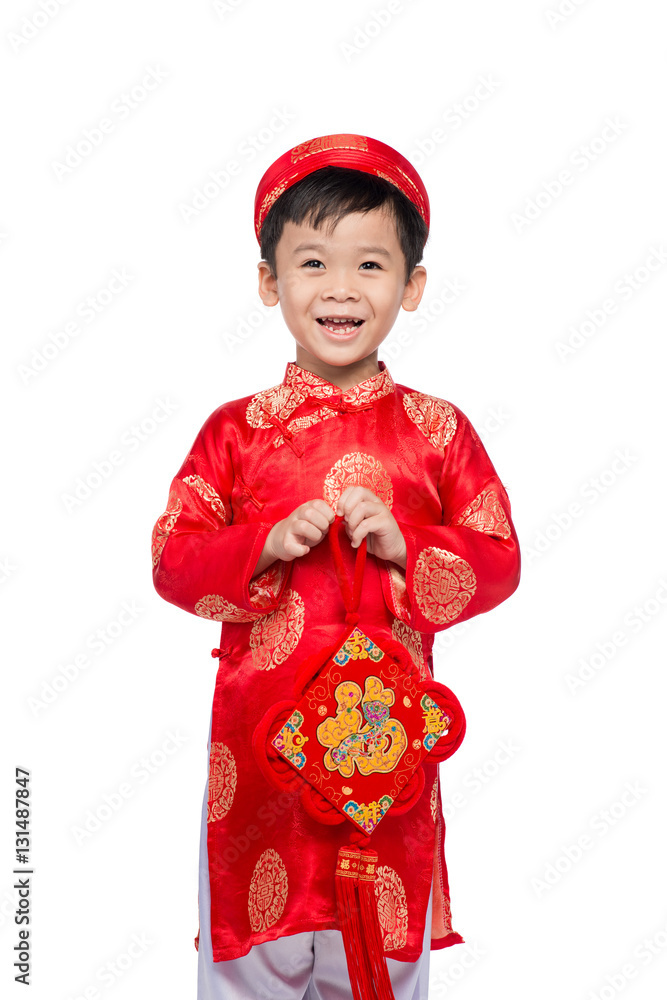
[
  {"x1": 335, "y1": 845, "x2": 396, "y2": 1000},
  {"x1": 358, "y1": 851, "x2": 395, "y2": 1000},
  {"x1": 335, "y1": 847, "x2": 367, "y2": 1000}
]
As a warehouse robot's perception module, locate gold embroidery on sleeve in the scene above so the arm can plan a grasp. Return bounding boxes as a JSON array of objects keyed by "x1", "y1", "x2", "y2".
[
  {"x1": 151, "y1": 491, "x2": 182, "y2": 567},
  {"x1": 248, "y1": 563, "x2": 287, "y2": 609},
  {"x1": 413, "y1": 547, "x2": 477, "y2": 624},
  {"x1": 249, "y1": 589, "x2": 305, "y2": 670},
  {"x1": 248, "y1": 849, "x2": 289, "y2": 933},
  {"x1": 387, "y1": 564, "x2": 410, "y2": 621},
  {"x1": 392, "y1": 620, "x2": 425, "y2": 678},
  {"x1": 323, "y1": 452, "x2": 393, "y2": 510},
  {"x1": 374, "y1": 866, "x2": 408, "y2": 951},
  {"x1": 452, "y1": 487, "x2": 511, "y2": 540},
  {"x1": 207, "y1": 742, "x2": 237, "y2": 823},
  {"x1": 181, "y1": 475, "x2": 228, "y2": 523},
  {"x1": 403, "y1": 392, "x2": 457, "y2": 451},
  {"x1": 194, "y1": 595, "x2": 264, "y2": 622}
]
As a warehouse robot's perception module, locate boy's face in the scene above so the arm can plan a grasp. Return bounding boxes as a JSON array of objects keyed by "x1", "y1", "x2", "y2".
[{"x1": 257, "y1": 207, "x2": 426, "y2": 381}]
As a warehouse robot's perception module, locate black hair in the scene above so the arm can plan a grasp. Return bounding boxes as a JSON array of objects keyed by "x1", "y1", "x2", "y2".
[{"x1": 259, "y1": 165, "x2": 428, "y2": 283}]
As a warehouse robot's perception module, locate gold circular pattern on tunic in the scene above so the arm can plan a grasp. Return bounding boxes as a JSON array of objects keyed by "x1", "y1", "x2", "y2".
[
  {"x1": 413, "y1": 547, "x2": 477, "y2": 625},
  {"x1": 207, "y1": 742, "x2": 237, "y2": 823},
  {"x1": 374, "y1": 865, "x2": 408, "y2": 951},
  {"x1": 181, "y1": 474, "x2": 228, "y2": 522},
  {"x1": 392, "y1": 620, "x2": 425, "y2": 677},
  {"x1": 248, "y1": 848, "x2": 289, "y2": 933},
  {"x1": 249, "y1": 588, "x2": 305, "y2": 670},
  {"x1": 151, "y1": 491, "x2": 182, "y2": 567},
  {"x1": 452, "y1": 487, "x2": 511, "y2": 540},
  {"x1": 403, "y1": 392, "x2": 457, "y2": 451},
  {"x1": 323, "y1": 452, "x2": 393, "y2": 510},
  {"x1": 194, "y1": 594, "x2": 264, "y2": 623}
]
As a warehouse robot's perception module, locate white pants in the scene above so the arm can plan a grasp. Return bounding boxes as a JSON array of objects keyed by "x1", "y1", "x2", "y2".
[{"x1": 196, "y1": 782, "x2": 433, "y2": 1000}]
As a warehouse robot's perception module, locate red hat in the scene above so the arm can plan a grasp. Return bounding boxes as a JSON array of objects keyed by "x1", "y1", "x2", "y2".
[{"x1": 254, "y1": 133, "x2": 430, "y2": 244}]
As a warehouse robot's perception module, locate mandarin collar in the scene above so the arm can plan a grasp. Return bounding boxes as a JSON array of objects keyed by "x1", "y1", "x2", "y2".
[{"x1": 282, "y1": 360, "x2": 395, "y2": 408}]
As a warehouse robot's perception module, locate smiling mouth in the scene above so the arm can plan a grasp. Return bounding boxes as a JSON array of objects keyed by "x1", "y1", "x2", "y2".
[{"x1": 317, "y1": 317, "x2": 365, "y2": 334}]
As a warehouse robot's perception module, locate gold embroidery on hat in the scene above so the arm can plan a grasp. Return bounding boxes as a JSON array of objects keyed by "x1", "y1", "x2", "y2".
[{"x1": 289, "y1": 134, "x2": 369, "y2": 163}]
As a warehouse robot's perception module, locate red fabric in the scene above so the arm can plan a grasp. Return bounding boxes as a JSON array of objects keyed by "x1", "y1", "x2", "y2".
[
  {"x1": 152, "y1": 360, "x2": 520, "y2": 962},
  {"x1": 254, "y1": 133, "x2": 430, "y2": 243}
]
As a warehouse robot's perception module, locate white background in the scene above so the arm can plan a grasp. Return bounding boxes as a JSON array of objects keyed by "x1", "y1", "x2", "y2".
[{"x1": 2, "y1": 1, "x2": 666, "y2": 998}]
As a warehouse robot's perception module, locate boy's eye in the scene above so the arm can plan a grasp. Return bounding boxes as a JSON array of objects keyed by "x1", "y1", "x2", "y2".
[
  {"x1": 302, "y1": 259, "x2": 324, "y2": 269},
  {"x1": 360, "y1": 261, "x2": 381, "y2": 270}
]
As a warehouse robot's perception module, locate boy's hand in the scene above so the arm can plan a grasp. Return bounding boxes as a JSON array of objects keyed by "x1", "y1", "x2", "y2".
[
  {"x1": 266, "y1": 499, "x2": 335, "y2": 563},
  {"x1": 337, "y1": 487, "x2": 407, "y2": 569}
]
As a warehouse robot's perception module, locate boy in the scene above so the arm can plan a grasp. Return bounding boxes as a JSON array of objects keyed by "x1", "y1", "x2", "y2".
[{"x1": 152, "y1": 133, "x2": 521, "y2": 999}]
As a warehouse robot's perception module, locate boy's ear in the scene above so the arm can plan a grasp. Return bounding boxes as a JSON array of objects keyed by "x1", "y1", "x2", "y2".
[
  {"x1": 401, "y1": 265, "x2": 427, "y2": 313},
  {"x1": 257, "y1": 261, "x2": 279, "y2": 306}
]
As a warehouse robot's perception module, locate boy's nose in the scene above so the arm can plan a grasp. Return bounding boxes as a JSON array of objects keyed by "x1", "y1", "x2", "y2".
[{"x1": 321, "y1": 277, "x2": 361, "y2": 301}]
